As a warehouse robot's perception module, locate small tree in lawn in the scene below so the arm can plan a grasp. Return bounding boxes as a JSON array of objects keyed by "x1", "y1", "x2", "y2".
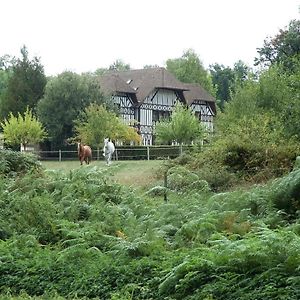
[
  {"x1": 155, "y1": 102, "x2": 205, "y2": 152},
  {"x1": 74, "y1": 103, "x2": 141, "y2": 159},
  {"x1": 1, "y1": 107, "x2": 47, "y2": 151}
]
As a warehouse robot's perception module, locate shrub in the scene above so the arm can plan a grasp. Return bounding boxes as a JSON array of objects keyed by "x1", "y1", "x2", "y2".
[
  {"x1": 145, "y1": 186, "x2": 167, "y2": 197},
  {"x1": 167, "y1": 166, "x2": 199, "y2": 192},
  {"x1": 172, "y1": 152, "x2": 195, "y2": 165},
  {"x1": 268, "y1": 168, "x2": 300, "y2": 217},
  {"x1": 0, "y1": 149, "x2": 41, "y2": 176},
  {"x1": 196, "y1": 163, "x2": 236, "y2": 192},
  {"x1": 293, "y1": 156, "x2": 300, "y2": 170}
]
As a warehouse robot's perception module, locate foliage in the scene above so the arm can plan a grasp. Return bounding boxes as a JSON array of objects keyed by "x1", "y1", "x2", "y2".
[
  {"x1": 209, "y1": 61, "x2": 251, "y2": 110},
  {"x1": 209, "y1": 63, "x2": 235, "y2": 109},
  {"x1": 155, "y1": 102, "x2": 205, "y2": 145},
  {"x1": 109, "y1": 59, "x2": 130, "y2": 71},
  {"x1": 166, "y1": 49, "x2": 215, "y2": 95},
  {"x1": 194, "y1": 159, "x2": 236, "y2": 192},
  {"x1": 0, "y1": 46, "x2": 46, "y2": 120},
  {"x1": 73, "y1": 103, "x2": 141, "y2": 149},
  {"x1": 1, "y1": 162, "x2": 300, "y2": 299},
  {"x1": 194, "y1": 70, "x2": 300, "y2": 186},
  {"x1": 1, "y1": 107, "x2": 47, "y2": 150},
  {"x1": 0, "y1": 65, "x2": 12, "y2": 114},
  {"x1": 257, "y1": 60, "x2": 300, "y2": 139},
  {"x1": 0, "y1": 149, "x2": 41, "y2": 176},
  {"x1": 37, "y1": 72, "x2": 108, "y2": 148},
  {"x1": 268, "y1": 168, "x2": 300, "y2": 217},
  {"x1": 145, "y1": 185, "x2": 167, "y2": 197},
  {"x1": 255, "y1": 19, "x2": 300, "y2": 68},
  {"x1": 2, "y1": 20, "x2": 300, "y2": 299},
  {"x1": 294, "y1": 156, "x2": 300, "y2": 170},
  {"x1": 166, "y1": 165, "x2": 210, "y2": 193}
]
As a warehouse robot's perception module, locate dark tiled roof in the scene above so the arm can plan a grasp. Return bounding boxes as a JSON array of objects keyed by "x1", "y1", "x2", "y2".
[
  {"x1": 183, "y1": 83, "x2": 216, "y2": 113},
  {"x1": 99, "y1": 73, "x2": 136, "y2": 95},
  {"x1": 183, "y1": 83, "x2": 215, "y2": 104},
  {"x1": 99, "y1": 68, "x2": 216, "y2": 109},
  {"x1": 117, "y1": 68, "x2": 188, "y2": 102},
  {"x1": 99, "y1": 68, "x2": 187, "y2": 103}
]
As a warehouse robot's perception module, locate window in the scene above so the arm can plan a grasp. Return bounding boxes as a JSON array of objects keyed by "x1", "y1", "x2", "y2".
[{"x1": 153, "y1": 110, "x2": 170, "y2": 123}]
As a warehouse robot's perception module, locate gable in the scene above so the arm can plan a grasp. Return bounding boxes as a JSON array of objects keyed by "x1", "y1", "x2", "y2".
[
  {"x1": 183, "y1": 83, "x2": 216, "y2": 114},
  {"x1": 141, "y1": 88, "x2": 182, "y2": 110}
]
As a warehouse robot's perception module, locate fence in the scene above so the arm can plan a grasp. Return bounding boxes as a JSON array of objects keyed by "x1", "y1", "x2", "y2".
[{"x1": 33, "y1": 145, "x2": 194, "y2": 161}]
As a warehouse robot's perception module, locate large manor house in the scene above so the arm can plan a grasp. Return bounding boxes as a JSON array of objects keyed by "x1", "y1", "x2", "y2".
[{"x1": 99, "y1": 67, "x2": 216, "y2": 145}]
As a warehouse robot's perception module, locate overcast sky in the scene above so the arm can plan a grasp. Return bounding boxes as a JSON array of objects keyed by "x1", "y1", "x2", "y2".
[{"x1": 1, "y1": 0, "x2": 299, "y2": 76}]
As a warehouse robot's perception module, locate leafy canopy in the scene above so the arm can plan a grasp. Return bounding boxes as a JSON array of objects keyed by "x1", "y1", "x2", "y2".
[
  {"x1": 109, "y1": 59, "x2": 130, "y2": 71},
  {"x1": 1, "y1": 107, "x2": 47, "y2": 150},
  {"x1": 255, "y1": 19, "x2": 300, "y2": 68},
  {"x1": 155, "y1": 102, "x2": 205, "y2": 145},
  {"x1": 209, "y1": 61, "x2": 251, "y2": 110},
  {"x1": 166, "y1": 49, "x2": 215, "y2": 95},
  {"x1": 74, "y1": 103, "x2": 141, "y2": 149},
  {"x1": 37, "y1": 72, "x2": 109, "y2": 148}
]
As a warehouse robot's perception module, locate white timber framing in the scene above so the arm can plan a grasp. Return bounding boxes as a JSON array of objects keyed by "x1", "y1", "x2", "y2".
[
  {"x1": 138, "y1": 88, "x2": 184, "y2": 145},
  {"x1": 190, "y1": 100, "x2": 214, "y2": 131},
  {"x1": 112, "y1": 93, "x2": 135, "y2": 125}
]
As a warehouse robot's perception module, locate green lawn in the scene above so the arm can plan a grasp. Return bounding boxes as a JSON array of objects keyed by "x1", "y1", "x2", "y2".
[{"x1": 41, "y1": 159, "x2": 164, "y2": 189}]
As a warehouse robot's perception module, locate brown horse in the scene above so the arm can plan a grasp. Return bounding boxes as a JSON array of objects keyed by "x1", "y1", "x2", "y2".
[{"x1": 77, "y1": 142, "x2": 92, "y2": 165}]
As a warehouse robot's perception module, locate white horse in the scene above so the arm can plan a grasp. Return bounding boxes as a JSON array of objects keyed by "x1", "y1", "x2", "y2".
[{"x1": 103, "y1": 138, "x2": 115, "y2": 165}]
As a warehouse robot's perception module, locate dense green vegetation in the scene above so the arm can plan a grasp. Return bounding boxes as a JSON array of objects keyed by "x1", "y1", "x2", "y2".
[
  {"x1": 0, "y1": 150, "x2": 300, "y2": 299},
  {"x1": 1, "y1": 16, "x2": 300, "y2": 300}
]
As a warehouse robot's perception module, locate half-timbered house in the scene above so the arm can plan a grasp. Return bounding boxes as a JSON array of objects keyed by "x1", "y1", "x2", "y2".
[{"x1": 99, "y1": 68, "x2": 216, "y2": 145}]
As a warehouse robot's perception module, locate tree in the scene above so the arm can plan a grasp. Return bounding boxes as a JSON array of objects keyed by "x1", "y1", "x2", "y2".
[
  {"x1": 0, "y1": 46, "x2": 47, "y2": 119},
  {"x1": 0, "y1": 70, "x2": 11, "y2": 111},
  {"x1": 0, "y1": 54, "x2": 15, "y2": 70},
  {"x1": 74, "y1": 103, "x2": 141, "y2": 157},
  {"x1": 217, "y1": 57, "x2": 300, "y2": 143},
  {"x1": 94, "y1": 68, "x2": 108, "y2": 76},
  {"x1": 233, "y1": 60, "x2": 250, "y2": 85},
  {"x1": 257, "y1": 60, "x2": 300, "y2": 139},
  {"x1": 155, "y1": 102, "x2": 205, "y2": 147},
  {"x1": 109, "y1": 59, "x2": 130, "y2": 71},
  {"x1": 1, "y1": 107, "x2": 47, "y2": 151},
  {"x1": 255, "y1": 19, "x2": 300, "y2": 68},
  {"x1": 209, "y1": 64, "x2": 235, "y2": 110},
  {"x1": 37, "y1": 72, "x2": 109, "y2": 148},
  {"x1": 166, "y1": 49, "x2": 214, "y2": 94},
  {"x1": 209, "y1": 61, "x2": 251, "y2": 110}
]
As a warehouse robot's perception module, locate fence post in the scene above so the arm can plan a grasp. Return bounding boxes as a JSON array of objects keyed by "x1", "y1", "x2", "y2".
[
  {"x1": 164, "y1": 170, "x2": 168, "y2": 202},
  {"x1": 115, "y1": 149, "x2": 118, "y2": 161},
  {"x1": 147, "y1": 146, "x2": 150, "y2": 160},
  {"x1": 97, "y1": 148, "x2": 100, "y2": 161},
  {"x1": 59, "y1": 150, "x2": 62, "y2": 162}
]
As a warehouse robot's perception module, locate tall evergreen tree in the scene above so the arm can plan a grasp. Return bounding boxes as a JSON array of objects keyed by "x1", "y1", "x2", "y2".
[{"x1": 0, "y1": 46, "x2": 46, "y2": 120}]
